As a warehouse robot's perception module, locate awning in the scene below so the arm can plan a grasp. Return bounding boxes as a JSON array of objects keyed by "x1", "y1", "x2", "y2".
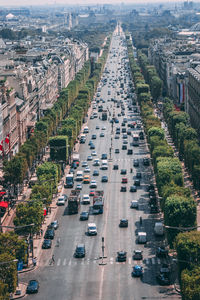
[
  {"x1": 0, "y1": 191, "x2": 6, "y2": 196},
  {"x1": 0, "y1": 201, "x2": 8, "y2": 208}
]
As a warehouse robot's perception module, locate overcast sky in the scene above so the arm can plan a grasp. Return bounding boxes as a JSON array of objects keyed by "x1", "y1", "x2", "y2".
[{"x1": 0, "y1": 0, "x2": 185, "y2": 7}]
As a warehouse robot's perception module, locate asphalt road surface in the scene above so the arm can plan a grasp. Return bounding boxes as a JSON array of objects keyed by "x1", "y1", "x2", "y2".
[{"x1": 21, "y1": 26, "x2": 181, "y2": 300}]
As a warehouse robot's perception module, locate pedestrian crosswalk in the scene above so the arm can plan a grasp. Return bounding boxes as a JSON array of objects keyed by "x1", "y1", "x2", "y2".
[{"x1": 46, "y1": 256, "x2": 162, "y2": 267}]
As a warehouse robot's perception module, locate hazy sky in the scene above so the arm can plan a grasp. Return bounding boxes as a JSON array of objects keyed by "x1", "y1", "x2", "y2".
[{"x1": 0, "y1": 0, "x2": 186, "y2": 7}]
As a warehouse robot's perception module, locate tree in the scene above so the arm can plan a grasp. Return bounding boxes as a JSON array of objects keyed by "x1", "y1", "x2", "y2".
[
  {"x1": 148, "y1": 126, "x2": 165, "y2": 140},
  {"x1": 49, "y1": 136, "x2": 69, "y2": 162},
  {"x1": 0, "y1": 253, "x2": 17, "y2": 293},
  {"x1": 164, "y1": 195, "x2": 196, "y2": 246},
  {"x1": 0, "y1": 281, "x2": 9, "y2": 300},
  {"x1": 181, "y1": 267, "x2": 200, "y2": 300},
  {"x1": 3, "y1": 154, "x2": 28, "y2": 186},
  {"x1": 150, "y1": 76, "x2": 163, "y2": 102},
  {"x1": 13, "y1": 201, "x2": 44, "y2": 235},
  {"x1": 0, "y1": 232, "x2": 27, "y2": 263},
  {"x1": 161, "y1": 184, "x2": 191, "y2": 209}
]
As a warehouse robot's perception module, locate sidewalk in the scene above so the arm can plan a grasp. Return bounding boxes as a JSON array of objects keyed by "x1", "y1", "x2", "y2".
[{"x1": 11, "y1": 283, "x2": 27, "y2": 299}]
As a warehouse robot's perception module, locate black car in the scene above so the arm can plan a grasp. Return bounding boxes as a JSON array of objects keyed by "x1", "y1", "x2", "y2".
[
  {"x1": 115, "y1": 149, "x2": 120, "y2": 154},
  {"x1": 117, "y1": 251, "x2": 127, "y2": 262},
  {"x1": 48, "y1": 220, "x2": 59, "y2": 230},
  {"x1": 133, "y1": 159, "x2": 139, "y2": 167},
  {"x1": 42, "y1": 239, "x2": 52, "y2": 249},
  {"x1": 147, "y1": 184, "x2": 155, "y2": 192},
  {"x1": 143, "y1": 158, "x2": 150, "y2": 166},
  {"x1": 156, "y1": 246, "x2": 168, "y2": 258},
  {"x1": 44, "y1": 228, "x2": 55, "y2": 240},
  {"x1": 134, "y1": 179, "x2": 140, "y2": 186},
  {"x1": 127, "y1": 149, "x2": 133, "y2": 155},
  {"x1": 136, "y1": 172, "x2": 142, "y2": 179},
  {"x1": 26, "y1": 280, "x2": 39, "y2": 294},
  {"x1": 93, "y1": 170, "x2": 99, "y2": 176},
  {"x1": 122, "y1": 145, "x2": 127, "y2": 150},
  {"x1": 150, "y1": 204, "x2": 159, "y2": 214},
  {"x1": 74, "y1": 244, "x2": 85, "y2": 258},
  {"x1": 113, "y1": 164, "x2": 119, "y2": 170},
  {"x1": 156, "y1": 273, "x2": 170, "y2": 285},
  {"x1": 92, "y1": 134, "x2": 97, "y2": 140},
  {"x1": 101, "y1": 175, "x2": 108, "y2": 182},
  {"x1": 119, "y1": 219, "x2": 128, "y2": 227},
  {"x1": 130, "y1": 185, "x2": 137, "y2": 192},
  {"x1": 120, "y1": 186, "x2": 127, "y2": 192},
  {"x1": 133, "y1": 250, "x2": 143, "y2": 260},
  {"x1": 120, "y1": 169, "x2": 127, "y2": 175},
  {"x1": 79, "y1": 211, "x2": 89, "y2": 221},
  {"x1": 101, "y1": 153, "x2": 107, "y2": 160}
]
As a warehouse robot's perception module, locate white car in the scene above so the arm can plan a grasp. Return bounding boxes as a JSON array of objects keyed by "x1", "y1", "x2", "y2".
[
  {"x1": 82, "y1": 161, "x2": 88, "y2": 167},
  {"x1": 76, "y1": 184, "x2": 82, "y2": 190},
  {"x1": 87, "y1": 223, "x2": 97, "y2": 235},
  {"x1": 87, "y1": 156, "x2": 93, "y2": 161},
  {"x1": 82, "y1": 194, "x2": 90, "y2": 205},
  {"x1": 93, "y1": 159, "x2": 100, "y2": 166},
  {"x1": 90, "y1": 180, "x2": 97, "y2": 188},
  {"x1": 102, "y1": 126, "x2": 106, "y2": 130},
  {"x1": 57, "y1": 196, "x2": 65, "y2": 206},
  {"x1": 91, "y1": 151, "x2": 97, "y2": 156},
  {"x1": 130, "y1": 200, "x2": 139, "y2": 209},
  {"x1": 84, "y1": 167, "x2": 91, "y2": 173}
]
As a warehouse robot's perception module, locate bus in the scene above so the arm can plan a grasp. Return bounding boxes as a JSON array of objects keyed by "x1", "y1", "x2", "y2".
[{"x1": 132, "y1": 133, "x2": 139, "y2": 146}]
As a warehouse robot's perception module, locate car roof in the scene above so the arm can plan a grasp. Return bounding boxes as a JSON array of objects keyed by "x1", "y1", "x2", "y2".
[
  {"x1": 88, "y1": 223, "x2": 96, "y2": 227},
  {"x1": 77, "y1": 243, "x2": 85, "y2": 248},
  {"x1": 83, "y1": 194, "x2": 89, "y2": 198}
]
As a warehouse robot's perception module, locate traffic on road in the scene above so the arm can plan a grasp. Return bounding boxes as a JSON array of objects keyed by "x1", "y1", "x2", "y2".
[{"x1": 22, "y1": 26, "x2": 180, "y2": 300}]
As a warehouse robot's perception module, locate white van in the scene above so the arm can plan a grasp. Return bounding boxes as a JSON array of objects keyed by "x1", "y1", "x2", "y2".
[
  {"x1": 154, "y1": 222, "x2": 164, "y2": 236},
  {"x1": 138, "y1": 232, "x2": 147, "y2": 244},
  {"x1": 76, "y1": 171, "x2": 83, "y2": 182}
]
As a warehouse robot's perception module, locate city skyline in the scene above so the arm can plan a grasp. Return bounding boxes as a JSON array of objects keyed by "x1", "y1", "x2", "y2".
[{"x1": 0, "y1": 0, "x2": 193, "y2": 7}]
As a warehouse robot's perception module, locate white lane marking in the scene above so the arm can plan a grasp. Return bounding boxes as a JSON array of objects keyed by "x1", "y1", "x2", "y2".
[
  {"x1": 110, "y1": 257, "x2": 114, "y2": 264},
  {"x1": 63, "y1": 258, "x2": 66, "y2": 266},
  {"x1": 152, "y1": 257, "x2": 155, "y2": 265},
  {"x1": 68, "y1": 259, "x2": 72, "y2": 266},
  {"x1": 128, "y1": 257, "x2": 132, "y2": 264},
  {"x1": 57, "y1": 258, "x2": 61, "y2": 266},
  {"x1": 73, "y1": 261, "x2": 77, "y2": 265}
]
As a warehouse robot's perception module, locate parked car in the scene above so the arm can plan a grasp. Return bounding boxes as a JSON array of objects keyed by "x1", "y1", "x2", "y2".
[
  {"x1": 44, "y1": 229, "x2": 55, "y2": 240},
  {"x1": 42, "y1": 239, "x2": 52, "y2": 249},
  {"x1": 57, "y1": 196, "x2": 65, "y2": 206},
  {"x1": 130, "y1": 185, "x2": 137, "y2": 192},
  {"x1": 48, "y1": 220, "x2": 59, "y2": 230}
]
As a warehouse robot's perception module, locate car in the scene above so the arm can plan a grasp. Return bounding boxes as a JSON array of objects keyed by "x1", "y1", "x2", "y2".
[
  {"x1": 91, "y1": 151, "x2": 97, "y2": 156},
  {"x1": 143, "y1": 158, "x2": 150, "y2": 166},
  {"x1": 120, "y1": 186, "x2": 127, "y2": 192},
  {"x1": 90, "y1": 180, "x2": 97, "y2": 188},
  {"x1": 117, "y1": 251, "x2": 127, "y2": 262},
  {"x1": 48, "y1": 220, "x2": 59, "y2": 230},
  {"x1": 102, "y1": 126, "x2": 106, "y2": 130},
  {"x1": 100, "y1": 133, "x2": 105, "y2": 137},
  {"x1": 93, "y1": 170, "x2": 99, "y2": 176},
  {"x1": 57, "y1": 196, "x2": 65, "y2": 206},
  {"x1": 101, "y1": 175, "x2": 108, "y2": 182},
  {"x1": 156, "y1": 273, "x2": 170, "y2": 285},
  {"x1": 82, "y1": 194, "x2": 90, "y2": 205},
  {"x1": 80, "y1": 211, "x2": 89, "y2": 221},
  {"x1": 127, "y1": 149, "x2": 133, "y2": 155},
  {"x1": 130, "y1": 200, "x2": 139, "y2": 208},
  {"x1": 150, "y1": 204, "x2": 159, "y2": 213},
  {"x1": 42, "y1": 239, "x2": 52, "y2": 249},
  {"x1": 133, "y1": 250, "x2": 143, "y2": 260},
  {"x1": 119, "y1": 219, "x2": 128, "y2": 227},
  {"x1": 114, "y1": 118, "x2": 119, "y2": 123},
  {"x1": 120, "y1": 169, "x2": 127, "y2": 175},
  {"x1": 93, "y1": 159, "x2": 100, "y2": 166},
  {"x1": 90, "y1": 144, "x2": 95, "y2": 150},
  {"x1": 121, "y1": 122, "x2": 125, "y2": 126},
  {"x1": 130, "y1": 185, "x2": 137, "y2": 192},
  {"x1": 84, "y1": 166, "x2": 91, "y2": 173},
  {"x1": 26, "y1": 280, "x2": 39, "y2": 294},
  {"x1": 88, "y1": 140, "x2": 93, "y2": 146},
  {"x1": 96, "y1": 125, "x2": 100, "y2": 129},
  {"x1": 122, "y1": 177, "x2": 128, "y2": 184},
  {"x1": 147, "y1": 184, "x2": 155, "y2": 192},
  {"x1": 90, "y1": 115, "x2": 94, "y2": 119},
  {"x1": 69, "y1": 167, "x2": 75, "y2": 174},
  {"x1": 115, "y1": 135, "x2": 120, "y2": 139},
  {"x1": 132, "y1": 265, "x2": 143, "y2": 277},
  {"x1": 122, "y1": 145, "x2": 127, "y2": 150},
  {"x1": 74, "y1": 244, "x2": 85, "y2": 258},
  {"x1": 133, "y1": 159, "x2": 139, "y2": 167},
  {"x1": 101, "y1": 153, "x2": 107, "y2": 160},
  {"x1": 82, "y1": 161, "x2": 88, "y2": 168},
  {"x1": 134, "y1": 179, "x2": 140, "y2": 186},
  {"x1": 87, "y1": 223, "x2": 97, "y2": 235},
  {"x1": 87, "y1": 155, "x2": 93, "y2": 161},
  {"x1": 156, "y1": 246, "x2": 168, "y2": 258},
  {"x1": 136, "y1": 172, "x2": 142, "y2": 179},
  {"x1": 113, "y1": 164, "x2": 119, "y2": 170},
  {"x1": 92, "y1": 134, "x2": 97, "y2": 139},
  {"x1": 89, "y1": 190, "x2": 95, "y2": 196},
  {"x1": 115, "y1": 149, "x2": 120, "y2": 154},
  {"x1": 44, "y1": 228, "x2": 54, "y2": 240},
  {"x1": 76, "y1": 184, "x2": 82, "y2": 190}
]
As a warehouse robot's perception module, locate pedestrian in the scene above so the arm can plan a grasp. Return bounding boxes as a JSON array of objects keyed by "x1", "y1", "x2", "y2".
[
  {"x1": 32, "y1": 257, "x2": 37, "y2": 266},
  {"x1": 40, "y1": 229, "x2": 43, "y2": 236},
  {"x1": 52, "y1": 255, "x2": 55, "y2": 264},
  {"x1": 49, "y1": 207, "x2": 51, "y2": 214},
  {"x1": 140, "y1": 216, "x2": 142, "y2": 226}
]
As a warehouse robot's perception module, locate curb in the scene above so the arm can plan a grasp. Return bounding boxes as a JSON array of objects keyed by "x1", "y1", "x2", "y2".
[
  {"x1": 18, "y1": 265, "x2": 35, "y2": 274},
  {"x1": 11, "y1": 283, "x2": 27, "y2": 299}
]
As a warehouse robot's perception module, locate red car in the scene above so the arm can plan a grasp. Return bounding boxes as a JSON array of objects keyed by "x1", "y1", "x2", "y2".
[
  {"x1": 89, "y1": 190, "x2": 95, "y2": 196},
  {"x1": 121, "y1": 177, "x2": 128, "y2": 184}
]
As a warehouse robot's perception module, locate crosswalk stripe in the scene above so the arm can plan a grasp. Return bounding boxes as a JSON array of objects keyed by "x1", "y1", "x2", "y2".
[
  {"x1": 63, "y1": 258, "x2": 66, "y2": 266},
  {"x1": 157, "y1": 258, "x2": 161, "y2": 264},
  {"x1": 128, "y1": 257, "x2": 132, "y2": 264},
  {"x1": 110, "y1": 257, "x2": 114, "y2": 264},
  {"x1": 57, "y1": 258, "x2": 61, "y2": 266},
  {"x1": 68, "y1": 259, "x2": 72, "y2": 266}
]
